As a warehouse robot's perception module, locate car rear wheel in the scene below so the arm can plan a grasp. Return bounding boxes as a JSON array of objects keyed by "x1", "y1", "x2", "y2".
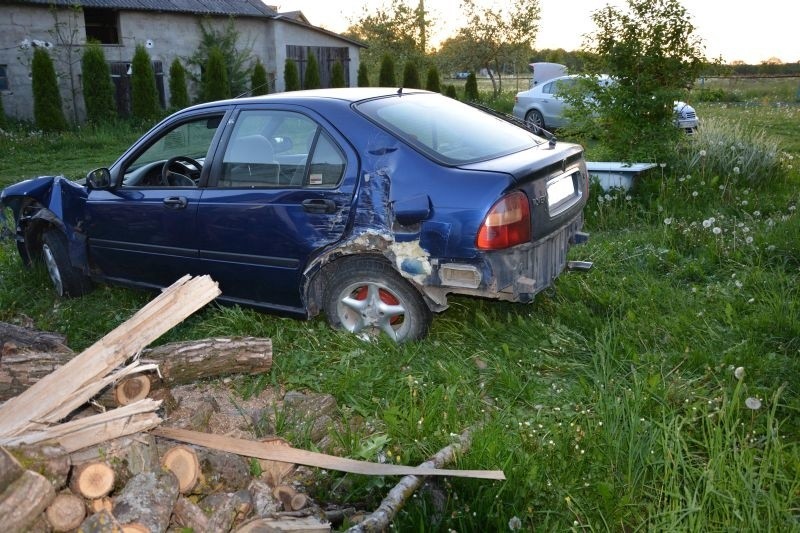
[
  {"x1": 525, "y1": 109, "x2": 545, "y2": 130},
  {"x1": 323, "y1": 258, "x2": 431, "y2": 343},
  {"x1": 41, "y1": 229, "x2": 92, "y2": 298}
]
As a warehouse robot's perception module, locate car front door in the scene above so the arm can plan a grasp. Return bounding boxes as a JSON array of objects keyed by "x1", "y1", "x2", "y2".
[
  {"x1": 85, "y1": 112, "x2": 228, "y2": 288},
  {"x1": 197, "y1": 106, "x2": 358, "y2": 312}
]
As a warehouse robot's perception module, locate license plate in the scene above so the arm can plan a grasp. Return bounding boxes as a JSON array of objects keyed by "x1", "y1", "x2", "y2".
[{"x1": 547, "y1": 173, "x2": 576, "y2": 209}]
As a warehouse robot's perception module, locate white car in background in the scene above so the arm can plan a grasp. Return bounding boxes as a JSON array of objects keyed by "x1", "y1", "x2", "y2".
[{"x1": 512, "y1": 74, "x2": 699, "y2": 133}]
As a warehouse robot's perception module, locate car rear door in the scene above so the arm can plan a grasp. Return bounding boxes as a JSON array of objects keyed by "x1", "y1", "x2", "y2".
[{"x1": 196, "y1": 105, "x2": 359, "y2": 312}]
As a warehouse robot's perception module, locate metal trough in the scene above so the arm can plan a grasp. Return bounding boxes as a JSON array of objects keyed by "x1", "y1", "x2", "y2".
[{"x1": 586, "y1": 162, "x2": 657, "y2": 191}]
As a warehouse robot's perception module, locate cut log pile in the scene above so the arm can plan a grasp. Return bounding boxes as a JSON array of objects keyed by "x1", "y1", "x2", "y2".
[{"x1": 0, "y1": 275, "x2": 505, "y2": 532}]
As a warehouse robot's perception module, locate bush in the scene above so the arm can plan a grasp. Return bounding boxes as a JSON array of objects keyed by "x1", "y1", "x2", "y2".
[
  {"x1": 130, "y1": 44, "x2": 160, "y2": 121},
  {"x1": 357, "y1": 62, "x2": 369, "y2": 87},
  {"x1": 378, "y1": 54, "x2": 396, "y2": 87},
  {"x1": 81, "y1": 42, "x2": 116, "y2": 124},
  {"x1": 330, "y1": 61, "x2": 346, "y2": 88},
  {"x1": 304, "y1": 53, "x2": 321, "y2": 90},
  {"x1": 251, "y1": 58, "x2": 268, "y2": 95},
  {"x1": 464, "y1": 72, "x2": 479, "y2": 101},
  {"x1": 284, "y1": 60, "x2": 300, "y2": 91},
  {"x1": 203, "y1": 46, "x2": 230, "y2": 102},
  {"x1": 169, "y1": 58, "x2": 189, "y2": 109},
  {"x1": 32, "y1": 47, "x2": 67, "y2": 132},
  {"x1": 402, "y1": 62, "x2": 421, "y2": 89},
  {"x1": 445, "y1": 84, "x2": 457, "y2": 99},
  {"x1": 425, "y1": 65, "x2": 441, "y2": 93}
]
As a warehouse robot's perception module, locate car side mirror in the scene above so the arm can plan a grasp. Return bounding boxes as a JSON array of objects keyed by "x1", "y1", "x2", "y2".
[{"x1": 86, "y1": 168, "x2": 112, "y2": 190}]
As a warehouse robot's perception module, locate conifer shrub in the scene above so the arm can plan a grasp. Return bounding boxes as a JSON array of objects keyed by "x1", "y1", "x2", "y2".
[
  {"x1": 464, "y1": 72, "x2": 479, "y2": 101},
  {"x1": 330, "y1": 61, "x2": 346, "y2": 88},
  {"x1": 304, "y1": 52, "x2": 321, "y2": 90},
  {"x1": 378, "y1": 54, "x2": 396, "y2": 87},
  {"x1": 203, "y1": 46, "x2": 230, "y2": 101},
  {"x1": 402, "y1": 62, "x2": 421, "y2": 89},
  {"x1": 284, "y1": 60, "x2": 300, "y2": 91},
  {"x1": 357, "y1": 62, "x2": 369, "y2": 87},
  {"x1": 130, "y1": 44, "x2": 160, "y2": 121},
  {"x1": 168, "y1": 58, "x2": 189, "y2": 109},
  {"x1": 32, "y1": 47, "x2": 67, "y2": 132},
  {"x1": 81, "y1": 42, "x2": 116, "y2": 123},
  {"x1": 251, "y1": 58, "x2": 268, "y2": 95}
]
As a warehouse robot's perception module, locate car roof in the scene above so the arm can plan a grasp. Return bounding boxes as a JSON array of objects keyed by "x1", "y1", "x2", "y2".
[{"x1": 187, "y1": 88, "x2": 432, "y2": 111}]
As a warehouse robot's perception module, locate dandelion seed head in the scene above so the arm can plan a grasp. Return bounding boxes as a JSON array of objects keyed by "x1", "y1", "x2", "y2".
[
  {"x1": 664, "y1": 217, "x2": 673, "y2": 225},
  {"x1": 702, "y1": 219, "x2": 712, "y2": 228},
  {"x1": 745, "y1": 397, "x2": 762, "y2": 410},
  {"x1": 713, "y1": 227, "x2": 722, "y2": 235},
  {"x1": 508, "y1": 517, "x2": 522, "y2": 531}
]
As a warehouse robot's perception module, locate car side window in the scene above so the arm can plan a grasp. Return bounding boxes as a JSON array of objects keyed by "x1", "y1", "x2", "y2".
[
  {"x1": 542, "y1": 81, "x2": 554, "y2": 94},
  {"x1": 218, "y1": 110, "x2": 343, "y2": 188},
  {"x1": 122, "y1": 115, "x2": 223, "y2": 187}
]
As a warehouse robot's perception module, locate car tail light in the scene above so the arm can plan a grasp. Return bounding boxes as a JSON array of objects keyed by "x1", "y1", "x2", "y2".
[{"x1": 476, "y1": 191, "x2": 531, "y2": 250}]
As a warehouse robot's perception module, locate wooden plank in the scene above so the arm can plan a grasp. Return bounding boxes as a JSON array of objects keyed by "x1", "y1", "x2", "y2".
[
  {"x1": 153, "y1": 427, "x2": 505, "y2": 480},
  {"x1": 0, "y1": 275, "x2": 220, "y2": 438}
]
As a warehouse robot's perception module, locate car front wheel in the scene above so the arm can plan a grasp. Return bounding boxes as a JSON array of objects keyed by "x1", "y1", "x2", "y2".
[
  {"x1": 41, "y1": 229, "x2": 92, "y2": 297},
  {"x1": 323, "y1": 258, "x2": 431, "y2": 342},
  {"x1": 525, "y1": 109, "x2": 545, "y2": 130}
]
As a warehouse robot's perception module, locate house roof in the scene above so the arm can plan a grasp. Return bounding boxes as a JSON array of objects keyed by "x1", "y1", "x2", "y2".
[{"x1": 14, "y1": 0, "x2": 278, "y2": 18}]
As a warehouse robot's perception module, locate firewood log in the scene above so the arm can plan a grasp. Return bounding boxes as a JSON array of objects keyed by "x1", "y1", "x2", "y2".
[
  {"x1": 8, "y1": 444, "x2": 70, "y2": 489},
  {"x1": 273, "y1": 485, "x2": 308, "y2": 512},
  {"x1": 249, "y1": 478, "x2": 280, "y2": 517},
  {"x1": 112, "y1": 471, "x2": 179, "y2": 533},
  {"x1": 70, "y1": 461, "x2": 116, "y2": 499},
  {"x1": 45, "y1": 491, "x2": 86, "y2": 532},
  {"x1": 0, "y1": 321, "x2": 72, "y2": 353},
  {"x1": 89, "y1": 497, "x2": 113, "y2": 514},
  {"x1": 171, "y1": 496, "x2": 209, "y2": 531},
  {"x1": 77, "y1": 509, "x2": 123, "y2": 532},
  {"x1": 0, "y1": 445, "x2": 24, "y2": 489},
  {"x1": 0, "y1": 469, "x2": 56, "y2": 532},
  {"x1": 160, "y1": 444, "x2": 200, "y2": 493},
  {"x1": 233, "y1": 516, "x2": 331, "y2": 532}
]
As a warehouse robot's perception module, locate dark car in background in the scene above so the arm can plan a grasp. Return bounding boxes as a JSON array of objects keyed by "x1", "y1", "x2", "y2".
[{"x1": 1, "y1": 89, "x2": 590, "y2": 342}]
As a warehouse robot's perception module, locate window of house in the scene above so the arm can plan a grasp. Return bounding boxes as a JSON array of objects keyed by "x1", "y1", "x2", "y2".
[
  {"x1": 84, "y1": 9, "x2": 120, "y2": 44},
  {"x1": 0, "y1": 65, "x2": 9, "y2": 91}
]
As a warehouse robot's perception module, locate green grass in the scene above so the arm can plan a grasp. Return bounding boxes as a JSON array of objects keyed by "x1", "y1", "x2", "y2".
[{"x1": 1, "y1": 83, "x2": 799, "y2": 531}]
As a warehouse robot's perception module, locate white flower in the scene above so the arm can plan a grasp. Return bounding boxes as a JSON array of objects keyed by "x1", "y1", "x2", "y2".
[
  {"x1": 753, "y1": 211, "x2": 761, "y2": 217},
  {"x1": 692, "y1": 191, "x2": 698, "y2": 197},
  {"x1": 664, "y1": 217, "x2": 673, "y2": 225},
  {"x1": 745, "y1": 236, "x2": 753, "y2": 244},
  {"x1": 713, "y1": 227, "x2": 722, "y2": 235},
  {"x1": 709, "y1": 217, "x2": 716, "y2": 223},
  {"x1": 625, "y1": 195, "x2": 632, "y2": 201},
  {"x1": 741, "y1": 200, "x2": 748, "y2": 206},
  {"x1": 702, "y1": 219, "x2": 712, "y2": 228},
  {"x1": 745, "y1": 397, "x2": 762, "y2": 410},
  {"x1": 604, "y1": 194, "x2": 612, "y2": 202},
  {"x1": 660, "y1": 162, "x2": 667, "y2": 168},
  {"x1": 508, "y1": 516, "x2": 522, "y2": 531},
  {"x1": 699, "y1": 150, "x2": 707, "y2": 157},
  {"x1": 734, "y1": 166, "x2": 741, "y2": 174}
]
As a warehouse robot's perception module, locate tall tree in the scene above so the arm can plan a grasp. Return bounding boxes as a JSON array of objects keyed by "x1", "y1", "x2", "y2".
[
  {"x1": 378, "y1": 54, "x2": 396, "y2": 86},
  {"x1": 345, "y1": 0, "x2": 429, "y2": 82},
  {"x1": 402, "y1": 61, "x2": 421, "y2": 89},
  {"x1": 32, "y1": 47, "x2": 67, "y2": 131},
  {"x1": 456, "y1": 0, "x2": 541, "y2": 96},
  {"x1": 168, "y1": 58, "x2": 189, "y2": 109},
  {"x1": 304, "y1": 52, "x2": 321, "y2": 89},
  {"x1": 284, "y1": 59, "x2": 300, "y2": 91},
  {"x1": 251, "y1": 58, "x2": 269, "y2": 95},
  {"x1": 425, "y1": 65, "x2": 441, "y2": 92},
  {"x1": 81, "y1": 41, "x2": 116, "y2": 123},
  {"x1": 357, "y1": 62, "x2": 370, "y2": 87},
  {"x1": 578, "y1": 0, "x2": 706, "y2": 160},
  {"x1": 130, "y1": 44, "x2": 160, "y2": 121},
  {"x1": 330, "y1": 61, "x2": 346, "y2": 88},
  {"x1": 203, "y1": 46, "x2": 230, "y2": 101}
]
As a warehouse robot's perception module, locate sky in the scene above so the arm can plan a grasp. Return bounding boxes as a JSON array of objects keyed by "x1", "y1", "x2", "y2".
[{"x1": 274, "y1": 0, "x2": 800, "y2": 65}]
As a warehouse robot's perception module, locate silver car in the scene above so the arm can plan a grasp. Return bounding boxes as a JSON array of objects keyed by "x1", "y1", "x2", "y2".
[{"x1": 512, "y1": 74, "x2": 699, "y2": 133}]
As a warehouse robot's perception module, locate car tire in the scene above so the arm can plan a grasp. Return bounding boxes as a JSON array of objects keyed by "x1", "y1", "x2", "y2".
[
  {"x1": 525, "y1": 109, "x2": 545, "y2": 130},
  {"x1": 323, "y1": 258, "x2": 431, "y2": 342},
  {"x1": 41, "y1": 229, "x2": 92, "y2": 298}
]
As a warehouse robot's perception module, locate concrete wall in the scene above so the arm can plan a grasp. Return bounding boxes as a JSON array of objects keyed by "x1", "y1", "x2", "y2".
[
  {"x1": 273, "y1": 20, "x2": 361, "y2": 92},
  {"x1": 0, "y1": 5, "x2": 360, "y2": 124},
  {"x1": 0, "y1": 5, "x2": 86, "y2": 124}
]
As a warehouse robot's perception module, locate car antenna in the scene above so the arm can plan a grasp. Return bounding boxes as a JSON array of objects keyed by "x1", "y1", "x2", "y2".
[
  {"x1": 233, "y1": 81, "x2": 270, "y2": 99},
  {"x1": 397, "y1": 87, "x2": 403, "y2": 96}
]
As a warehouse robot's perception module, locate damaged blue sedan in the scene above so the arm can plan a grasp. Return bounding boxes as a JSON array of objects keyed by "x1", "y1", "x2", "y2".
[{"x1": 1, "y1": 88, "x2": 589, "y2": 342}]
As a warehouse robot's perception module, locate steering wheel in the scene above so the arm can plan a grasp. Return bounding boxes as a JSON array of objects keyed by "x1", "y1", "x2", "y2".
[{"x1": 161, "y1": 156, "x2": 202, "y2": 186}]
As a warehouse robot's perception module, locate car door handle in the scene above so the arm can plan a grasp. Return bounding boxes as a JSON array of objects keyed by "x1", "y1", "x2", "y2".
[
  {"x1": 163, "y1": 196, "x2": 188, "y2": 209},
  {"x1": 302, "y1": 199, "x2": 336, "y2": 214}
]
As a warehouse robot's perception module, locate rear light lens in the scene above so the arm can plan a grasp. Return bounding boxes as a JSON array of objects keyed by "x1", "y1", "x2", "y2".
[{"x1": 476, "y1": 191, "x2": 531, "y2": 250}]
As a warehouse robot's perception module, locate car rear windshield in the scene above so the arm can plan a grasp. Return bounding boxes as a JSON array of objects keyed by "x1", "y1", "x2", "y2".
[{"x1": 355, "y1": 93, "x2": 543, "y2": 165}]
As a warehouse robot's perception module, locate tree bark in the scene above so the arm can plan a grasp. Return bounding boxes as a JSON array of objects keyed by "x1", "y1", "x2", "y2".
[
  {"x1": 0, "y1": 445, "x2": 24, "y2": 489},
  {"x1": 112, "y1": 471, "x2": 179, "y2": 533},
  {"x1": 45, "y1": 491, "x2": 86, "y2": 532},
  {"x1": 171, "y1": 496, "x2": 209, "y2": 531},
  {"x1": 0, "y1": 469, "x2": 56, "y2": 532},
  {"x1": 78, "y1": 510, "x2": 123, "y2": 533},
  {"x1": 0, "y1": 321, "x2": 72, "y2": 354},
  {"x1": 9, "y1": 444, "x2": 71, "y2": 489},
  {"x1": 233, "y1": 516, "x2": 330, "y2": 532},
  {"x1": 0, "y1": 336, "x2": 272, "y2": 403}
]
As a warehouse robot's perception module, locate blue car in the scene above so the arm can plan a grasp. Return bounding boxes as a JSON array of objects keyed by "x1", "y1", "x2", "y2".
[{"x1": 1, "y1": 88, "x2": 589, "y2": 342}]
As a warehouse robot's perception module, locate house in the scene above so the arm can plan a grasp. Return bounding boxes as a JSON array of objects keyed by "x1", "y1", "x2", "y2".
[{"x1": 0, "y1": 0, "x2": 365, "y2": 123}]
